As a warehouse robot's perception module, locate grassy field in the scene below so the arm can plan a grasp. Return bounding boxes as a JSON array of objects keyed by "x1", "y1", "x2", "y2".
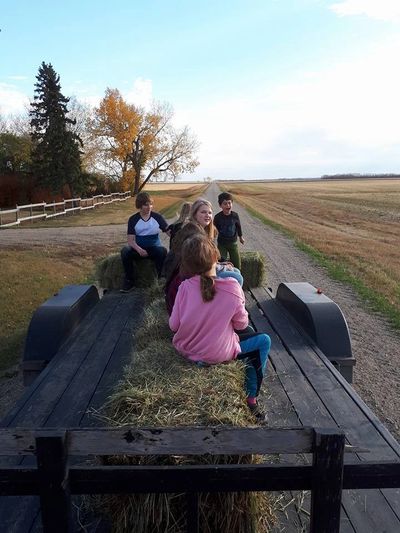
[
  {"x1": 0, "y1": 183, "x2": 207, "y2": 374},
  {"x1": 223, "y1": 178, "x2": 400, "y2": 328}
]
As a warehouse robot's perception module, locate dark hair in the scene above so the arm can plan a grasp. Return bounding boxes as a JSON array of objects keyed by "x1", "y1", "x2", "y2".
[
  {"x1": 181, "y1": 235, "x2": 219, "y2": 302},
  {"x1": 135, "y1": 192, "x2": 153, "y2": 209},
  {"x1": 218, "y1": 192, "x2": 233, "y2": 205}
]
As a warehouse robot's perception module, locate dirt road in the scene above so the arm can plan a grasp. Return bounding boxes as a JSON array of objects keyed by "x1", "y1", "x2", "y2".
[{"x1": 1, "y1": 183, "x2": 399, "y2": 440}]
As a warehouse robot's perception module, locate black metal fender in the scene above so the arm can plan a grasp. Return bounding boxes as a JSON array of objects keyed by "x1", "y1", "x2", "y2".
[
  {"x1": 22, "y1": 284, "x2": 100, "y2": 385},
  {"x1": 276, "y1": 282, "x2": 355, "y2": 383}
]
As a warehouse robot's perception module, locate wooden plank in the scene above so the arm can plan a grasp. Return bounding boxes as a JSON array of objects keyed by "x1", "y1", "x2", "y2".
[
  {"x1": 79, "y1": 291, "x2": 146, "y2": 426},
  {"x1": 0, "y1": 292, "x2": 123, "y2": 429},
  {"x1": 310, "y1": 429, "x2": 345, "y2": 533},
  {"x1": 44, "y1": 292, "x2": 144, "y2": 427},
  {"x1": 68, "y1": 426, "x2": 314, "y2": 456},
  {"x1": 250, "y1": 287, "x2": 400, "y2": 531},
  {"x1": 251, "y1": 287, "x2": 400, "y2": 461},
  {"x1": 36, "y1": 432, "x2": 72, "y2": 533}
]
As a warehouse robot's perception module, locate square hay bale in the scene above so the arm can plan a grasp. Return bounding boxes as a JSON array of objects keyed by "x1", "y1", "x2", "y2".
[
  {"x1": 241, "y1": 251, "x2": 266, "y2": 288},
  {"x1": 92, "y1": 294, "x2": 276, "y2": 533},
  {"x1": 95, "y1": 253, "x2": 158, "y2": 289}
]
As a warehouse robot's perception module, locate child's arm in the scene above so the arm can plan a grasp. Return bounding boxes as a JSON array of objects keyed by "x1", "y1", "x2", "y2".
[
  {"x1": 169, "y1": 292, "x2": 181, "y2": 332},
  {"x1": 231, "y1": 290, "x2": 249, "y2": 330},
  {"x1": 236, "y1": 214, "x2": 244, "y2": 245}
]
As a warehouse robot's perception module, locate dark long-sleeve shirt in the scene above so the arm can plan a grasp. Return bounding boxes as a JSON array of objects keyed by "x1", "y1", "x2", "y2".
[{"x1": 214, "y1": 211, "x2": 243, "y2": 244}]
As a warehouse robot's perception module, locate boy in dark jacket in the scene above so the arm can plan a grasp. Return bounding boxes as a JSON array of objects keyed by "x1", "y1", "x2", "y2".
[{"x1": 213, "y1": 192, "x2": 244, "y2": 269}]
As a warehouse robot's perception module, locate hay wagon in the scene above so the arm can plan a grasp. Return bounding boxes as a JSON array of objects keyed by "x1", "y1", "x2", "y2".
[{"x1": 1, "y1": 255, "x2": 400, "y2": 532}]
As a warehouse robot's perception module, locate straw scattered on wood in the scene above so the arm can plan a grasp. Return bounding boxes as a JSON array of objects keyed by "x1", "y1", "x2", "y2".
[{"x1": 92, "y1": 288, "x2": 277, "y2": 533}]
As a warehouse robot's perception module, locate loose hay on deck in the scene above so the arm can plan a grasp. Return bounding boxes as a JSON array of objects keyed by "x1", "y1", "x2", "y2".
[{"x1": 94, "y1": 290, "x2": 276, "y2": 533}]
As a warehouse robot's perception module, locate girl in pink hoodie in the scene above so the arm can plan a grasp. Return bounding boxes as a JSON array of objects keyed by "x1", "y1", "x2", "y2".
[{"x1": 169, "y1": 234, "x2": 271, "y2": 421}]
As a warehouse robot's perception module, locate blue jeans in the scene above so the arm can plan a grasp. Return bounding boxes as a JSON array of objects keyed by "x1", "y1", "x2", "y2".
[
  {"x1": 217, "y1": 267, "x2": 243, "y2": 287},
  {"x1": 237, "y1": 333, "x2": 271, "y2": 398},
  {"x1": 121, "y1": 245, "x2": 167, "y2": 282}
]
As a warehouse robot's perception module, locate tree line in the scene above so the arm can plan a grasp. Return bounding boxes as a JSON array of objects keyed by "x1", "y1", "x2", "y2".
[{"x1": 0, "y1": 62, "x2": 199, "y2": 198}]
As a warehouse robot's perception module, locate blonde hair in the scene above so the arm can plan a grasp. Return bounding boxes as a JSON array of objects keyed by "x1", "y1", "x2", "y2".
[
  {"x1": 181, "y1": 235, "x2": 219, "y2": 302},
  {"x1": 189, "y1": 198, "x2": 217, "y2": 239},
  {"x1": 176, "y1": 202, "x2": 192, "y2": 224}
]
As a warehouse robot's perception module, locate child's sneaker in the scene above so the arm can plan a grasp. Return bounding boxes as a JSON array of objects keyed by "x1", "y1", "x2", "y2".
[{"x1": 248, "y1": 401, "x2": 268, "y2": 424}]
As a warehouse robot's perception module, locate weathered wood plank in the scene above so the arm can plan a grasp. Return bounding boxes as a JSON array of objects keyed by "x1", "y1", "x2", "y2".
[
  {"x1": 310, "y1": 429, "x2": 345, "y2": 533},
  {"x1": 250, "y1": 286, "x2": 400, "y2": 531},
  {"x1": 0, "y1": 292, "x2": 123, "y2": 429}
]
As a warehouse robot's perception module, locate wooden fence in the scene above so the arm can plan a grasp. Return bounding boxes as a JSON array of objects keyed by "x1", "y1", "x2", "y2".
[
  {"x1": 0, "y1": 192, "x2": 131, "y2": 228},
  {"x1": 1, "y1": 426, "x2": 400, "y2": 533}
]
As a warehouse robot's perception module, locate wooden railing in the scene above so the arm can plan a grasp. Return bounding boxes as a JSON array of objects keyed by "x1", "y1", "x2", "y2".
[
  {"x1": 0, "y1": 192, "x2": 131, "y2": 228},
  {"x1": 1, "y1": 426, "x2": 399, "y2": 533}
]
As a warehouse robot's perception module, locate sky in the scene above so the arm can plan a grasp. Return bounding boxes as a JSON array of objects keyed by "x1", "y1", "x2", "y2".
[{"x1": 2, "y1": 0, "x2": 400, "y2": 180}]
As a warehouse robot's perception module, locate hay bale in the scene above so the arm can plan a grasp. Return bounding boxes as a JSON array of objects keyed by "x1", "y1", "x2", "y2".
[
  {"x1": 95, "y1": 253, "x2": 158, "y2": 289},
  {"x1": 241, "y1": 251, "x2": 266, "y2": 288},
  {"x1": 93, "y1": 291, "x2": 276, "y2": 533}
]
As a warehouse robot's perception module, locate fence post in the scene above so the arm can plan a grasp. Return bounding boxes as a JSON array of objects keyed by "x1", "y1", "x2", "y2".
[
  {"x1": 310, "y1": 428, "x2": 345, "y2": 533},
  {"x1": 186, "y1": 493, "x2": 199, "y2": 533},
  {"x1": 36, "y1": 431, "x2": 72, "y2": 533}
]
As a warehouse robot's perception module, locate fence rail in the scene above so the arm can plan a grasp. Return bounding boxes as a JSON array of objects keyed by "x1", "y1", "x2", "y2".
[
  {"x1": 1, "y1": 426, "x2": 399, "y2": 533},
  {"x1": 0, "y1": 192, "x2": 131, "y2": 228}
]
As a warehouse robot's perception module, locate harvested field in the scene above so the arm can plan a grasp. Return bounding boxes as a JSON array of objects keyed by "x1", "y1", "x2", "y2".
[{"x1": 223, "y1": 179, "x2": 400, "y2": 327}]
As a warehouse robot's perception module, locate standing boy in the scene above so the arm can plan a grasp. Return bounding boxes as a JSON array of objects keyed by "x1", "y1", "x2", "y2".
[
  {"x1": 213, "y1": 192, "x2": 244, "y2": 269},
  {"x1": 120, "y1": 192, "x2": 169, "y2": 292}
]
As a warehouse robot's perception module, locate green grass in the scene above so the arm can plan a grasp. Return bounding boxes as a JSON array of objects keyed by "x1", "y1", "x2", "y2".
[{"x1": 243, "y1": 205, "x2": 400, "y2": 331}]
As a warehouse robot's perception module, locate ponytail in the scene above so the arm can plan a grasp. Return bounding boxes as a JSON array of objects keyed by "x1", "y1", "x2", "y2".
[{"x1": 200, "y1": 273, "x2": 216, "y2": 302}]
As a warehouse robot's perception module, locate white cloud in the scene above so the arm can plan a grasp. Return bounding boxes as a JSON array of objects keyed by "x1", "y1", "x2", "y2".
[
  {"x1": 330, "y1": 0, "x2": 400, "y2": 22},
  {"x1": 125, "y1": 77, "x2": 153, "y2": 108},
  {"x1": 176, "y1": 35, "x2": 400, "y2": 178},
  {"x1": 0, "y1": 83, "x2": 29, "y2": 115}
]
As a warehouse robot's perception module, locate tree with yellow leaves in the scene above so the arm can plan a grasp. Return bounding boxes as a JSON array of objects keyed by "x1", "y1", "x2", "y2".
[{"x1": 93, "y1": 88, "x2": 199, "y2": 193}]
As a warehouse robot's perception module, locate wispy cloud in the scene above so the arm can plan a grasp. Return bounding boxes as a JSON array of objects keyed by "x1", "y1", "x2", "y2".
[
  {"x1": 0, "y1": 83, "x2": 29, "y2": 115},
  {"x1": 330, "y1": 0, "x2": 400, "y2": 22},
  {"x1": 7, "y1": 75, "x2": 28, "y2": 81},
  {"x1": 125, "y1": 78, "x2": 153, "y2": 108},
  {"x1": 177, "y1": 34, "x2": 400, "y2": 178}
]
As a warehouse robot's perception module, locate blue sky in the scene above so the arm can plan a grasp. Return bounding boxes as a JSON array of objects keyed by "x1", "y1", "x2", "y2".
[{"x1": 2, "y1": 0, "x2": 400, "y2": 179}]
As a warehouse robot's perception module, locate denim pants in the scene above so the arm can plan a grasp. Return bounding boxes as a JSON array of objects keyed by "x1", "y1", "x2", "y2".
[
  {"x1": 217, "y1": 267, "x2": 243, "y2": 287},
  {"x1": 237, "y1": 333, "x2": 271, "y2": 398},
  {"x1": 121, "y1": 245, "x2": 167, "y2": 282}
]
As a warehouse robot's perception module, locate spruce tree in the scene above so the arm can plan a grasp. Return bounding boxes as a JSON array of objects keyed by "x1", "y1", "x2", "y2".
[{"x1": 30, "y1": 62, "x2": 82, "y2": 196}]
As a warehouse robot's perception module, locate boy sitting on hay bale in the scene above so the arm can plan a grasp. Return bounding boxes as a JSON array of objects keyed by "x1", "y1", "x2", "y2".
[
  {"x1": 169, "y1": 234, "x2": 271, "y2": 422},
  {"x1": 120, "y1": 191, "x2": 170, "y2": 292}
]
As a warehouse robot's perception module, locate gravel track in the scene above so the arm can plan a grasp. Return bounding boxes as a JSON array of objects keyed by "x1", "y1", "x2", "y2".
[{"x1": 1, "y1": 183, "x2": 399, "y2": 440}]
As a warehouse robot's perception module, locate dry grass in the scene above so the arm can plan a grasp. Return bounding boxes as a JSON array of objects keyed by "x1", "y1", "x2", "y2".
[
  {"x1": 92, "y1": 292, "x2": 277, "y2": 533},
  {"x1": 224, "y1": 179, "x2": 400, "y2": 324},
  {"x1": 0, "y1": 245, "x2": 100, "y2": 373}
]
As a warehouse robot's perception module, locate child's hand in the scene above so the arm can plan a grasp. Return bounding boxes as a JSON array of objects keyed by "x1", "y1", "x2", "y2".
[{"x1": 239, "y1": 236, "x2": 245, "y2": 245}]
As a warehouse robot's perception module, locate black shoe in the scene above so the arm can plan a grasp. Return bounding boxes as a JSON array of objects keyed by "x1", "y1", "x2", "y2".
[
  {"x1": 248, "y1": 402, "x2": 268, "y2": 424},
  {"x1": 120, "y1": 279, "x2": 134, "y2": 293}
]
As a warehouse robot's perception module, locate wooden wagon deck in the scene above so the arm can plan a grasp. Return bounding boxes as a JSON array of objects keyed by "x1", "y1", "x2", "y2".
[{"x1": 1, "y1": 286, "x2": 400, "y2": 532}]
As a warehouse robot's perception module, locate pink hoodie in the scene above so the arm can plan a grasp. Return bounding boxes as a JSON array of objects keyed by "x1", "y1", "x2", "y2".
[{"x1": 169, "y1": 276, "x2": 248, "y2": 364}]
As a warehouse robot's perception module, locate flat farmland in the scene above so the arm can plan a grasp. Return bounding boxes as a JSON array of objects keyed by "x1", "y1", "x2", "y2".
[{"x1": 224, "y1": 179, "x2": 400, "y2": 326}]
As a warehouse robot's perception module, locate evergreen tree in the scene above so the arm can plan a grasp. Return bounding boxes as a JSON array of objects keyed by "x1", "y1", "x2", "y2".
[{"x1": 30, "y1": 62, "x2": 82, "y2": 196}]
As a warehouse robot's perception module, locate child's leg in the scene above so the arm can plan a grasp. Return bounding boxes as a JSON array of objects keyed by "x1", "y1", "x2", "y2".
[
  {"x1": 237, "y1": 333, "x2": 271, "y2": 398},
  {"x1": 226, "y1": 242, "x2": 241, "y2": 269},
  {"x1": 217, "y1": 242, "x2": 229, "y2": 262},
  {"x1": 146, "y1": 245, "x2": 167, "y2": 277},
  {"x1": 216, "y1": 268, "x2": 243, "y2": 286}
]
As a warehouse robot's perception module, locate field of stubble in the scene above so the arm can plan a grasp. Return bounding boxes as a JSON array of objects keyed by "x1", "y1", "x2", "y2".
[{"x1": 225, "y1": 179, "x2": 400, "y2": 328}]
